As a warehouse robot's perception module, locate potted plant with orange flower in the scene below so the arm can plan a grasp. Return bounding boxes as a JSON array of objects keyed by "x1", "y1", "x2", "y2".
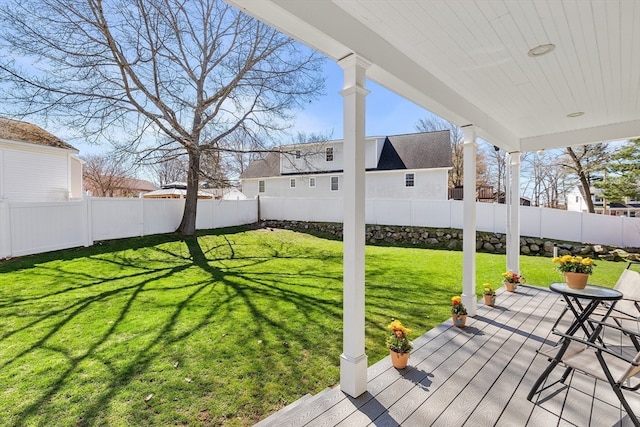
[
  {"x1": 451, "y1": 296, "x2": 468, "y2": 327},
  {"x1": 482, "y1": 283, "x2": 496, "y2": 306},
  {"x1": 386, "y1": 319, "x2": 413, "y2": 369},
  {"x1": 502, "y1": 271, "x2": 525, "y2": 292}
]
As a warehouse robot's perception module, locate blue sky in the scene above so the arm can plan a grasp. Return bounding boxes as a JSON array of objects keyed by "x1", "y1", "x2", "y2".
[
  {"x1": 71, "y1": 60, "x2": 434, "y2": 156},
  {"x1": 289, "y1": 60, "x2": 433, "y2": 142}
]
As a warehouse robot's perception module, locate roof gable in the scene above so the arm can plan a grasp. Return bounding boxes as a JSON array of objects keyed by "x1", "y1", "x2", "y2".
[
  {"x1": 241, "y1": 151, "x2": 281, "y2": 179},
  {"x1": 0, "y1": 117, "x2": 77, "y2": 151},
  {"x1": 377, "y1": 131, "x2": 451, "y2": 170},
  {"x1": 241, "y1": 130, "x2": 452, "y2": 179}
]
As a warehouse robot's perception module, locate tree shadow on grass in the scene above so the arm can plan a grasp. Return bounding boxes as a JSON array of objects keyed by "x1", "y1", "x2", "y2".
[{"x1": 0, "y1": 229, "x2": 351, "y2": 426}]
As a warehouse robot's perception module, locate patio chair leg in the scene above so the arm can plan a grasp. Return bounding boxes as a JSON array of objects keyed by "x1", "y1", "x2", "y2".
[
  {"x1": 559, "y1": 366, "x2": 573, "y2": 383},
  {"x1": 527, "y1": 357, "x2": 561, "y2": 401},
  {"x1": 613, "y1": 385, "x2": 640, "y2": 427}
]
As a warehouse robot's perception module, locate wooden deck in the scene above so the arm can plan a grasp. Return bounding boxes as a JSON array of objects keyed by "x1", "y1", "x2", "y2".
[{"x1": 254, "y1": 285, "x2": 640, "y2": 426}]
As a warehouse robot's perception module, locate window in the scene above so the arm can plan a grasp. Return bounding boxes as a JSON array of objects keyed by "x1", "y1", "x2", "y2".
[
  {"x1": 575, "y1": 196, "x2": 579, "y2": 203},
  {"x1": 330, "y1": 176, "x2": 339, "y2": 191},
  {"x1": 405, "y1": 173, "x2": 415, "y2": 187},
  {"x1": 295, "y1": 150, "x2": 301, "y2": 159},
  {"x1": 258, "y1": 180, "x2": 265, "y2": 193},
  {"x1": 326, "y1": 147, "x2": 334, "y2": 162},
  {"x1": 290, "y1": 178, "x2": 296, "y2": 188},
  {"x1": 309, "y1": 177, "x2": 316, "y2": 188}
]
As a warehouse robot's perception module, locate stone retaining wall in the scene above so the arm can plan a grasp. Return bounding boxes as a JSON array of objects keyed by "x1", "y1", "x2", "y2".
[{"x1": 260, "y1": 220, "x2": 640, "y2": 262}]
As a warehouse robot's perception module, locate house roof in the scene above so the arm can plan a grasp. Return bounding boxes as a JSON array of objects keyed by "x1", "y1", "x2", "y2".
[
  {"x1": 377, "y1": 131, "x2": 451, "y2": 170},
  {"x1": 241, "y1": 151, "x2": 281, "y2": 179},
  {"x1": 0, "y1": 117, "x2": 77, "y2": 151},
  {"x1": 241, "y1": 131, "x2": 451, "y2": 179},
  {"x1": 120, "y1": 178, "x2": 158, "y2": 192}
]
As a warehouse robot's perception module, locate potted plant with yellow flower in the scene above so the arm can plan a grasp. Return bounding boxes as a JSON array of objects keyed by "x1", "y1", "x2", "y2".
[
  {"x1": 502, "y1": 271, "x2": 525, "y2": 292},
  {"x1": 482, "y1": 283, "x2": 496, "y2": 306},
  {"x1": 386, "y1": 319, "x2": 413, "y2": 369},
  {"x1": 451, "y1": 296, "x2": 468, "y2": 327},
  {"x1": 552, "y1": 254, "x2": 596, "y2": 289}
]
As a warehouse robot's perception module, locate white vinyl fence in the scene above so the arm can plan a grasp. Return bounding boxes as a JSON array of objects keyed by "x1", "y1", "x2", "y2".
[
  {"x1": 0, "y1": 197, "x2": 258, "y2": 258},
  {"x1": 259, "y1": 197, "x2": 640, "y2": 248},
  {"x1": 2, "y1": 196, "x2": 638, "y2": 259}
]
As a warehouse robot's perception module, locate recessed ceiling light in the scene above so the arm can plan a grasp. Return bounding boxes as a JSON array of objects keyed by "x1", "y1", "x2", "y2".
[
  {"x1": 566, "y1": 111, "x2": 584, "y2": 118},
  {"x1": 527, "y1": 43, "x2": 555, "y2": 57}
]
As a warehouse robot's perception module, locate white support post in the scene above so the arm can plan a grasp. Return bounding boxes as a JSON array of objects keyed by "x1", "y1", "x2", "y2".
[
  {"x1": 462, "y1": 125, "x2": 477, "y2": 316},
  {"x1": 338, "y1": 54, "x2": 370, "y2": 398},
  {"x1": 506, "y1": 152, "x2": 521, "y2": 274}
]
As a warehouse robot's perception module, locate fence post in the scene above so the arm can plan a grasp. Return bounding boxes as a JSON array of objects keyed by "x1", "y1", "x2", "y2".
[
  {"x1": 0, "y1": 201, "x2": 11, "y2": 258},
  {"x1": 83, "y1": 197, "x2": 94, "y2": 247}
]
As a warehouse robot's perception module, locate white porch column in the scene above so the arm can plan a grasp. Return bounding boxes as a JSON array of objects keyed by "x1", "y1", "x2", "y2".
[
  {"x1": 338, "y1": 54, "x2": 370, "y2": 398},
  {"x1": 506, "y1": 152, "x2": 521, "y2": 274},
  {"x1": 462, "y1": 125, "x2": 477, "y2": 316}
]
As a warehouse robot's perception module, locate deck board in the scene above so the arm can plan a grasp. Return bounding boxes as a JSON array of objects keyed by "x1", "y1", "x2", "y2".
[{"x1": 255, "y1": 285, "x2": 640, "y2": 426}]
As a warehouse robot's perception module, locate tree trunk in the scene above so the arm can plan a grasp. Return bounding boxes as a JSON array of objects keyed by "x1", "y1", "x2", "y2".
[
  {"x1": 177, "y1": 149, "x2": 201, "y2": 236},
  {"x1": 566, "y1": 147, "x2": 596, "y2": 213}
]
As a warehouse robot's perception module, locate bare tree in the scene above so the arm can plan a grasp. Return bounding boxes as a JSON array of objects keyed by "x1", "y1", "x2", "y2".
[
  {"x1": 148, "y1": 154, "x2": 188, "y2": 187},
  {"x1": 416, "y1": 116, "x2": 464, "y2": 187},
  {"x1": 82, "y1": 152, "x2": 137, "y2": 196},
  {"x1": 0, "y1": 0, "x2": 324, "y2": 235},
  {"x1": 484, "y1": 144, "x2": 507, "y2": 202},
  {"x1": 521, "y1": 150, "x2": 575, "y2": 208},
  {"x1": 562, "y1": 144, "x2": 609, "y2": 213}
]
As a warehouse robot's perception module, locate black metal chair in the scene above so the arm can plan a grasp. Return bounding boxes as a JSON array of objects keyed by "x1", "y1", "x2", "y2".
[{"x1": 528, "y1": 319, "x2": 640, "y2": 426}]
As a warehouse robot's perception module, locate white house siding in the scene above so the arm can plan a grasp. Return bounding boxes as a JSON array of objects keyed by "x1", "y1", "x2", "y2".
[
  {"x1": 1, "y1": 140, "x2": 79, "y2": 202},
  {"x1": 566, "y1": 187, "x2": 588, "y2": 212},
  {"x1": 280, "y1": 138, "x2": 382, "y2": 175},
  {"x1": 243, "y1": 168, "x2": 449, "y2": 201},
  {"x1": 365, "y1": 169, "x2": 449, "y2": 200}
]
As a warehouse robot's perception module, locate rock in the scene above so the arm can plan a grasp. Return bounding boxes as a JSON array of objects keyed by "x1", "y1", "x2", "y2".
[
  {"x1": 610, "y1": 249, "x2": 630, "y2": 261},
  {"x1": 520, "y1": 245, "x2": 531, "y2": 255},
  {"x1": 578, "y1": 246, "x2": 592, "y2": 255},
  {"x1": 530, "y1": 244, "x2": 540, "y2": 252}
]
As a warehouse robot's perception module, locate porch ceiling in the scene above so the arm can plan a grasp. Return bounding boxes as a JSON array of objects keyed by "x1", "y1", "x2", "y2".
[{"x1": 225, "y1": 0, "x2": 640, "y2": 153}]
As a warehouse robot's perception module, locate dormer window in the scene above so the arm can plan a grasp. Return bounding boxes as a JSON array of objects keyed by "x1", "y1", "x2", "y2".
[
  {"x1": 295, "y1": 150, "x2": 301, "y2": 159},
  {"x1": 326, "y1": 147, "x2": 334, "y2": 162}
]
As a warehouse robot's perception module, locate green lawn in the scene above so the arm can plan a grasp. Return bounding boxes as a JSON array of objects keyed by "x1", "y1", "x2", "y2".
[{"x1": 0, "y1": 227, "x2": 628, "y2": 426}]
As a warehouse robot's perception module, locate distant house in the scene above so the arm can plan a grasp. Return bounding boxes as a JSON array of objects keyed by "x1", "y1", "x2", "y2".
[
  {"x1": 0, "y1": 117, "x2": 83, "y2": 201},
  {"x1": 567, "y1": 185, "x2": 640, "y2": 217},
  {"x1": 84, "y1": 176, "x2": 158, "y2": 198},
  {"x1": 142, "y1": 182, "x2": 213, "y2": 199},
  {"x1": 241, "y1": 131, "x2": 452, "y2": 200}
]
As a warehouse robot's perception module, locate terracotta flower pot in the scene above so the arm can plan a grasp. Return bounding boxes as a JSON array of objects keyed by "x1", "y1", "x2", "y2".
[
  {"x1": 484, "y1": 294, "x2": 496, "y2": 306},
  {"x1": 564, "y1": 272, "x2": 589, "y2": 289},
  {"x1": 452, "y1": 314, "x2": 467, "y2": 328},
  {"x1": 504, "y1": 281, "x2": 516, "y2": 292},
  {"x1": 389, "y1": 350, "x2": 410, "y2": 369}
]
